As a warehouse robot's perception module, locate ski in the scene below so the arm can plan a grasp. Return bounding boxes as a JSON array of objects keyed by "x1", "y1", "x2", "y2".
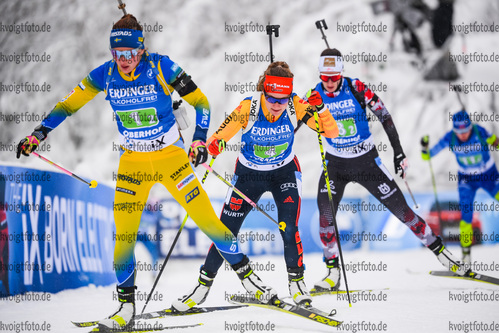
[
  {"x1": 430, "y1": 270, "x2": 499, "y2": 286},
  {"x1": 87, "y1": 323, "x2": 202, "y2": 332},
  {"x1": 228, "y1": 295, "x2": 342, "y2": 327},
  {"x1": 138, "y1": 305, "x2": 246, "y2": 319},
  {"x1": 73, "y1": 305, "x2": 246, "y2": 328},
  {"x1": 309, "y1": 287, "x2": 389, "y2": 296}
]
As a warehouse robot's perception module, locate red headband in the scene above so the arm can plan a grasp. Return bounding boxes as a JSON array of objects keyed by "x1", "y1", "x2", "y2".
[{"x1": 263, "y1": 75, "x2": 293, "y2": 95}]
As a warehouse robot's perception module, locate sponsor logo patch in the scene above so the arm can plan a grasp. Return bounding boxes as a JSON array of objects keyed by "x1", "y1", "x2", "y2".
[
  {"x1": 116, "y1": 187, "x2": 136, "y2": 196},
  {"x1": 61, "y1": 89, "x2": 75, "y2": 102},
  {"x1": 185, "y1": 187, "x2": 200, "y2": 203},
  {"x1": 378, "y1": 183, "x2": 390, "y2": 195},
  {"x1": 176, "y1": 174, "x2": 195, "y2": 191},
  {"x1": 171, "y1": 162, "x2": 190, "y2": 181},
  {"x1": 324, "y1": 57, "x2": 336, "y2": 67},
  {"x1": 229, "y1": 197, "x2": 243, "y2": 211},
  {"x1": 110, "y1": 31, "x2": 132, "y2": 37},
  {"x1": 117, "y1": 173, "x2": 141, "y2": 185},
  {"x1": 280, "y1": 182, "x2": 297, "y2": 191},
  {"x1": 147, "y1": 68, "x2": 154, "y2": 79}
]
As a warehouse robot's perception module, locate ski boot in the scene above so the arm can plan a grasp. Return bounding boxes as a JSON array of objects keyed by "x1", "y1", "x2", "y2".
[
  {"x1": 233, "y1": 256, "x2": 277, "y2": 304},
  {"x1": 98, "y1": 285, "x2": 136, "y2": 332},
  {"x1": 314, "y1": 257, "x2": 341, "y2": 291},
  {"x1": 172, "y1": 266, "x2": 216, "y2": 312},
  {"x1": 288, "y1": 267, "x2": 312, "y2": 306},
  {"x1": 462, "y1": 247, "x2": 471, "y2": 265},
  {"x1": 429, "y1": 237, "x2": 471, "y2": 276}
]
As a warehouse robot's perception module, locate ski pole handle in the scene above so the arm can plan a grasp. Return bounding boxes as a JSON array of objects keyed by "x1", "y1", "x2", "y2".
[
  {"x1": 315, "y1": 19, "x2": 330, "y2": 48},
  {"x1": 117, "y1": 0, "x2": 127, "y2": 15},
  {"x1": 266, "y1": 24, "x2": 280, "y2": 63}
]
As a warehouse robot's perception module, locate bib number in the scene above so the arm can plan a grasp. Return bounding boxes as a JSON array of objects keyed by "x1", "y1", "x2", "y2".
[
  {"x1": 254, "y1": 143, "x2": 289, "y2": 159},
  {"x1": 117, "y1": 108, "x2": 159, "y2": 129},
  {"x1": 337, "y1": 118, "x2": 357, "y2": 137},
  {"x1": 459, "y1": 154, "x2": 482, "y2": 166}
]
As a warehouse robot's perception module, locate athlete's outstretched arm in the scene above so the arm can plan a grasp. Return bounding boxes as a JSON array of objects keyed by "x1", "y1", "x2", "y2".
[{"x1": 206, "y1": 99, "x2": 251, "y2": 150}]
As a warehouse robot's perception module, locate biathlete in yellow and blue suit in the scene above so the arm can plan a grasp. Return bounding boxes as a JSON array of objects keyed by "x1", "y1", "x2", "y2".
[{"x1": 16, "y1": 14, "x2": 278, "y2": 332}]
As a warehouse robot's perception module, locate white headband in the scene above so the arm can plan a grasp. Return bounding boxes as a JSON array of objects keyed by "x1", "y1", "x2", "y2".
[{"x1": 318, "y1": 56, "x2": 344, "y2": 73}]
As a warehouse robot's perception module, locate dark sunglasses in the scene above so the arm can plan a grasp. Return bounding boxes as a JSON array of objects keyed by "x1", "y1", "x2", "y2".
[
  {"x1": 320, "y1": 74, "x2": 342, "y2": 82},
  {"x1": 264, "y1": 93, "x2": 290, "y2": 105}
]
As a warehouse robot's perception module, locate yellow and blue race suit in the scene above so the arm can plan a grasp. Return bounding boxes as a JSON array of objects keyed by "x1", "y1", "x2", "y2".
[{"x1": 38, "y1": 52, "x2": 242, "y2": 287}]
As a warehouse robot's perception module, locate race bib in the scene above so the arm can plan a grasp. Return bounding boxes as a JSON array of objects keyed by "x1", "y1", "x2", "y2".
[
  {"x1": 116, "y1": 108, "x2": 159, "y2": 129},
  {"x1": 337, "y1": 118, "x2": 357, "y2": 137}
]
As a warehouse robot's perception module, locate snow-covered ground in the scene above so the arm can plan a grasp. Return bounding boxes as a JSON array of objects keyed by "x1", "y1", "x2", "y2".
[
  {"x1": 2, "y1": 0, "x2": 499, "y2": 332},
  {"x1": 2, "y1": 244, "x2": 498, "y2": 332}
]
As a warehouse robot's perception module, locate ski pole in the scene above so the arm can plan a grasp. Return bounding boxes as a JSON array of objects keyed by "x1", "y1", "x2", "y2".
[
  {"x1": 141, "y1": 157, "x2": 216, "y2": 314},
  {"x1": 453, "y1": 85, "x2": 466, "y2": 110},
  {"x1": 312, "y1": 112, "x2": 352, "y2": 308},
  {"x1": 202, "y1": 163, "x2": 286, "y2": 232},
  {"x1": 294, "y1": 19, "x2": 331, "y2": 134},
  {"x1": 428, "y1": 157, "x2": 443, "y2": 223},
  {"x1": 117, "y1": 0, "x2": 127, "y2": 15},
  {"x1": 266, "y1": 25, "x2": 280, "y2": 63},
  {"x1": 31, "y1": 152, "x2": 98, "y2": 188},
  {"x1": 311, "y1": 19, "x2": 351, "y2": 306},
  {"x1": 423, "y1": 135, "x2": 443, "y2": 225},
  {"x1": 315, "y1": 19, "x2": 330, "y2": 48},
  {"x1": 403, "y1": 178, "x2": 419, "y2": 209}
]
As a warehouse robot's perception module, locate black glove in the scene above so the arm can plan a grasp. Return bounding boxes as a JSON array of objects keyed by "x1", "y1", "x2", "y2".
[
  {"x1": 420, "y1": 135, "x2": 429, "y2": 150},
  {"x1": 16, "y1": 127, "x2": 47, "y2": 159},
  {"x1": 188, "y1": 140, "x2": 208, "y2": 167},
  {"x1": 394, "y1": 152, "x2": 409, "y2": 179},
  {"x1": 420, "y1": 135, "x2": 431, "y2": 160}
]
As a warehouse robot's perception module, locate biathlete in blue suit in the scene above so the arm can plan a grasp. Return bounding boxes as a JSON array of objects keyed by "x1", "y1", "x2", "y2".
[
  {"x1": 421, "y1": 109, "x2": 499, "y2": 263},
  {"x1": 305, "y1": 48, "x2": 470, "y2": 292}
]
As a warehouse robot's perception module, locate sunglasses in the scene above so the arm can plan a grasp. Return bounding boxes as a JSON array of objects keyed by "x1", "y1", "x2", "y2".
[
  {"x1": 453, "y1": 126, "x2": 472, "y2": 135},
  {"x1": 320, "y1": 74, "x2": 342, "y2": 82},
  {"x1": 264, "y1": 93, "x2": 290, "y2": 105},
  {"x1": 111, "y1": 48, "x2": 141, "y2": 60}
]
